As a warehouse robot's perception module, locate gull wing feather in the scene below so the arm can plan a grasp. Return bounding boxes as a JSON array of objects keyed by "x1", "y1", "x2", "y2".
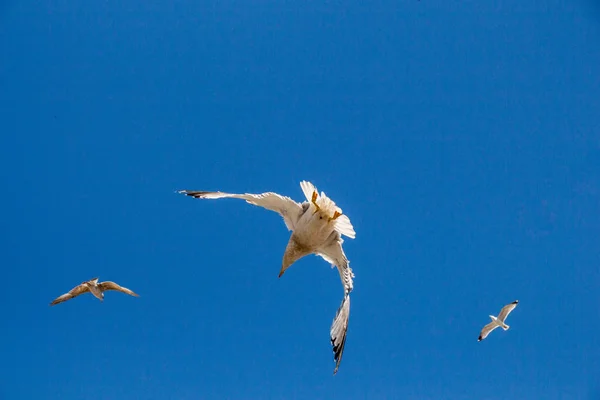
[
  {"x1": 178, "y1": 190, "x2": 303, "y2": 231},
  {"x1": 50, "y1": 283, "x2": 90, "y2": 306},
  {"x1": 330, "y1": 294, "x2": 350, "y2": 375},
  {"x1": 316, "y1": 232, "x2": 354, "y2": 374},
  {"x1": 478, "y1": 321, "x2": 499, "y2": 341},
  {"x1": 497, "y1": 300, "x2": 519, "y2": 322},
  {"x1": 316, "y1": 233, "x2": 354, "y2": 295},
  {"x1": 98, "y1": 281, "x2": 139, "y2": 297}
]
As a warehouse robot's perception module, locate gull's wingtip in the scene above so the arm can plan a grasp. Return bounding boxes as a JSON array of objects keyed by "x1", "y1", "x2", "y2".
[
  {"x1": 330, "y1": 294, "x2": 350, "y2": 375},
  {"x1": 512, "y1": 300, "x2": 519, "y2": 304},
  {"x1": 178, "y1": 190, "x2": 209, "y2": 199}
]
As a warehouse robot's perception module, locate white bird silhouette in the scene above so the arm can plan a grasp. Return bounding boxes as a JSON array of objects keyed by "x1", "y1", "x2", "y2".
[
  {"x1": 179, "y1": 180, "x2": 356, "y2": 374},
  {"x1": 478, "y1": 300, "x2": 519, "y2": 341}
]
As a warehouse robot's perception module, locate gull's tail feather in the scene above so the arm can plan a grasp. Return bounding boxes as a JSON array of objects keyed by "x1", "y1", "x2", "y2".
[
  {"x1": 300, "y1": 181, "x2": 317, "y2": 202},
  {"x1": 330, "y1": 294, "x2": 351, "y2": 375},
  {"x1": 502, "y1": 324, "x2": 510, "y2": 331},
  {"x1": 334, "y1": 214, "x2": 356, "y2": 239}
]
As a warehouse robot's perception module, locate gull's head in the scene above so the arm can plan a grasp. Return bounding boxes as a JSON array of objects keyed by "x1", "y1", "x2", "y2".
[{"x1": 88, "y1": 278, "x2": 99, "y2": 286}]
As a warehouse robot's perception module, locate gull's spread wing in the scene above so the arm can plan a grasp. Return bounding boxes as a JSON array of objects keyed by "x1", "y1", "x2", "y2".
[
  {"x1": 98, "y1": 281, "x2": 139, "y2": 297},
  {"x1": 316, "y1": 233, "x2": 354, "y2": 295},
  {"x1": 178, "y1": 190, "x2": 303, "y2": 231},
  {"x1": 50, "y1": 283, "x2": 90, "y2": 306},
  {"x1": 315, "y1": 232, "x2": 354, "y2": 374},
  {"x1": 497, "y1": 300, "x2": 518, "y2": 322},
  {"x1": 478, "y1": 322, "x2": 499, "y2": 341}
]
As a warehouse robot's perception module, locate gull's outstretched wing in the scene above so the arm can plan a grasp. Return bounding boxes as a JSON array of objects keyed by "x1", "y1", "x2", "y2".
[
  {"x1": 331, "y1": 294, "x2": 350, "y2": 375},
  {"x1": 178, "y1": 190, "x2": 303, "y2": 231},
  {"x1": 316, "y1": 232, "x2": 354, "y2": 295},
  {"x1": 98, "y1": 281, "x2": 139, "y2": 297},
  {"x1": 316, "y1": 232, "x2": 354, "y2": 374},
  {"x1": 478, "y1": 322, "x2": 499, "y2": 341},
  {"x1": 497, "y1": 300, "x2": 519, "y2": 322},
  {"x1": 50, "y1": 283, "x2": 90, "y2": 306}
]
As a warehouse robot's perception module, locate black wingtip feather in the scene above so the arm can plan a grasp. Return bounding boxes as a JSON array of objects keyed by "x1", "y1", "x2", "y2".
[
  {"x1": 178, "y1": 190, "x2": 208, "y2": 198},
  {"x1": 330, "y1": 295, "x2": 350, "y2": 375}
]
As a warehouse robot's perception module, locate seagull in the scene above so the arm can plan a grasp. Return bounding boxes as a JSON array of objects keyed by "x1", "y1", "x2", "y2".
[
  {"x1": 478, "y1": 300, "x2": 519, "y2": 341},
  {"x1": 50, "y1": 277, "x2": 139, "y2": 306},
  {"x1": 178, "y1": 180, "x2": 356, "y2": 374}
]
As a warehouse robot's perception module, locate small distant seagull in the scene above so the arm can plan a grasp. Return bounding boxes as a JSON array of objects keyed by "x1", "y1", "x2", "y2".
[
  {"x1": 478, "y1": 300, "x2": 519, "y2": 341},
  {"x1": 178, "y1": 181, "x2": 355, "y2": 374},
  {"x1": 50, "y1": 278, "x2": 139, "y2": 306}
]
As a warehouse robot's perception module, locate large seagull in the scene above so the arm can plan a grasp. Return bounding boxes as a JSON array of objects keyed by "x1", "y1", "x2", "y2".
[
  {"x1": 478, "y1": 300, "x2": 519, "y2": 341},
  {"x1": 178, "y1": 180, "x2": 356, "y2": 374}
]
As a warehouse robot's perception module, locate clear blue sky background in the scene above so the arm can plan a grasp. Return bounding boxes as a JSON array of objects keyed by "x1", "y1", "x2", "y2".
[{"x1": 1, "y1": 1, "x2": 600, "y2": 399}]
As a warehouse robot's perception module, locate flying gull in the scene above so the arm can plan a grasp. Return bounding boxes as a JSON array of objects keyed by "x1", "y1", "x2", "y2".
[
  {"x1": 50, "y1": 277, "x2": 139, "y2": 306},
  {"x1": 478, "y1": 300, "x2": 519, "y2": 341},
  {"x1": 178, "y1": 180, "x2": 356, "y2": 374}
]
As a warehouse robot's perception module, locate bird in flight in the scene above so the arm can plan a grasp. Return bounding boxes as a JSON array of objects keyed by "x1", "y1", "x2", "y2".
[
  {"x1": 478, "y1": 300, "x2": 519, "y2": 341},
  {"x1": 50, "y1": 277, "x2": 139, "y2": 306},
  {"x1": 178, "y1": 180, "x2": 356, "y2": 374}
]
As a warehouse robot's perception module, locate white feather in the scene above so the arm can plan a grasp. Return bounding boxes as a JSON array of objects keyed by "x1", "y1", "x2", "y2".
[
  {"x1": 300, "y1": 180, "x2": 317, "y2": 202},
  {"x1": 334, "y1": 214, "x2": 356, "y2": 239}
]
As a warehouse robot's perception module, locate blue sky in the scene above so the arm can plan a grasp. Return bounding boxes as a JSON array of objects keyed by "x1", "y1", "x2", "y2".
[{"x1": 1, "y1": 0, "x2": 600, "y2": 399}]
